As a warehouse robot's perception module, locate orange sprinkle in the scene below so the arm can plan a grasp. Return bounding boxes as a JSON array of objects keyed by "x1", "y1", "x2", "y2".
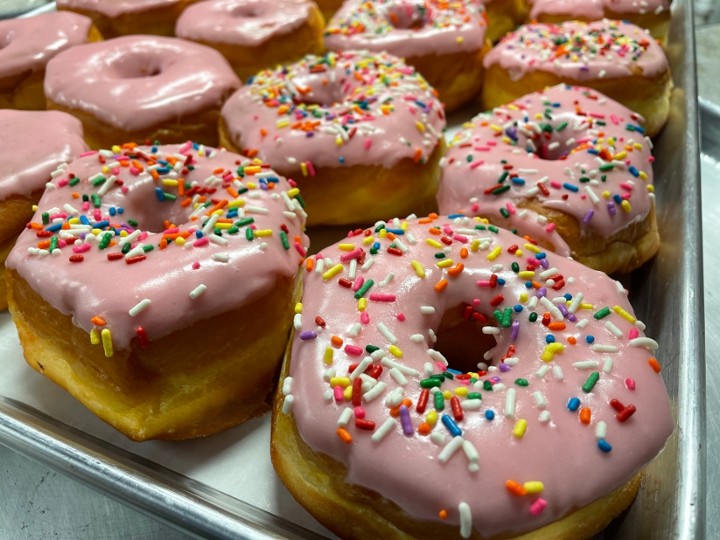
[
  {"x1": 579, "y1": 407, "x2": 592, "y2": 424},
  {"x1": 438, "y1": 510, "x2": 448, "y2": 520},
  {"x1": 180, "y1": 197, "x2": 192, "y2": 208},
  {"x1": 531, "y1": 280, "x2": 542, "y2": 289},
  {"x1": 434, "y1": 278, "x2": 448, "y2": 292},
  {"x1": 336, "y1": 427, "x2": 352, "y2": 444},
  {"x1": 447, "y1": 262, "x2": 464, "y2": 277},
  {"x1": 260, "y1": 128, "x2": 267, "y2": 138},
  {"x1": 246, "y1": 148, "x2": 259, "y2": 158},
  {"x1": 506, "y1": 480, "x2": 527, "y2": 496},
  {"x1": 177, "y1": 179, "x2": 185, "y2": 197},
  {"x1": 418, "y1": 213, "x2": 438, "y2": 224},
  {"x1": 29, "y1": 222, "x2": 43, "y2": 230},
  {"x1": 226, "y1": 186, "x2": 239, "y2": 198},
  {"x1": 548, "y1": 322, "x2": 566, "y2": 331},
  {"x1": 460, "y1": 247, "x2": 469, "y2": 259},
  {"x1": 567, "y1": 336, "x2": 577, "y2": 345},
  {"x1": 330, "y1": 335, "x2": 343, "y2": 348},
  {"x1": 91, "y1": 316, "x2": 106, "y2": 326},
  {"x1": 648, "y1": 357, "x2": 662, "y2": 373},
  {"x1": 418, "y1": 423, "x2": 431, "y2": 436},
  {"x1": 37, "y1": 240, "x2": 50, "y2": 249},
  {"x1": 305, "y1": 258, "x2": 315, "y2": 272},
  {"x1": 412, "y1": 148, "x2": 423, "y2": 163}
]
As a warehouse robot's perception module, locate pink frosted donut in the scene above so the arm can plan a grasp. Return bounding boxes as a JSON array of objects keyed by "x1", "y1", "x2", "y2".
[
  {"x1": 44, "y1": 35, "x2": 241, "y2": 149},
  {"x1": 527, "y1": 0, "x2": 671, "y2": 42},
  {"x1": 175, "y1": 0, "x2": 325, "y2": 82},
  {"x1": 219, "y1": 50, "x2": 447, "y2": 226},
  {"x1": 57, "y1": 0, "x2": 202, "y2": 37},
  {"x1": 0, "y1": 109, "x2": 88, "y2": 309},
  {"x1": 439, "y1": 84, "x2": 659, "y2": 274},
  {"x1": 0, "y1": 11, "x2": 100, "y2": 110},
  {"x1": 6, "y1": 142, "x2": 309, "y2": 440},
  {"x1": 272, "y1": 214, "x2": 673, "y2": 539},
  {"x1": 324, "y1": 0, "x2": 490, "y2": 111},
  {"x1": 482, "y1": 19, "x2": 672, "y2": 137}
]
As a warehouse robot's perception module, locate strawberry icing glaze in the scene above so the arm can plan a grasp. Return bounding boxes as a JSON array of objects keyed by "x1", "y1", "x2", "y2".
[
  {"x1": 483, "y1": 19, "x2": 668, "y2": 81},
  {"x1": 528, "y1": 0, "x2": 670, "y2": 20},
  {"x1": 0, "y1": 11, "x2": 93, "y2": 82},
  {"x1": 324, "y1": 0, "x2": 488, "y2": 57},
  {"x1": 283, "y1": 215, "x2": 673, "y2": 538},
  {"x1": 438, "y1": 84, "x2": 654, "y2": 257},
  {"x1": 0, "y1": 110, "x2": 88, "y2": 200},
  {"x1": 220, "y1": 50, "x2": 446, "y2": 174},
  {"x1": 44, "y1": 35, "x2": 241, "y2": 133},
  {"x1": 57, "y1": 0, "x2": 191, "y2": 18},
  {"x1": 6, "y1": 142, "x2": 308, "y2": 351},
  {"x1": 176, "y1": 0, "x2": 314, "y2": 47}
]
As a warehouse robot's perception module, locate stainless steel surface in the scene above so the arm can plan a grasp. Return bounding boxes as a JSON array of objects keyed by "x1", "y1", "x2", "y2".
[{"x1": 0, "y1": 1, "x2": 711, "y2": 539}]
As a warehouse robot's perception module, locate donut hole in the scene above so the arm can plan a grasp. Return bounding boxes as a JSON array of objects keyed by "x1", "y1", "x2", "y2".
[
  {"x1": 109, "y1": 53, "x2": 163, "y2": 79},
  {"x1": 230, "y1": 3, "x2": 266, "y2": 18},
  {"x1": 291, "y1": 76, "x2": 348, "y2": 107},
  {"x1": 383, "y1": 3, "x2": 427, "y2": 30},
  {"x1": 506, "y1": 123, "x2": 574, "y2": 161},
  {"x1": 433, "y1": 303, "x2": 497, "y2": 373}
]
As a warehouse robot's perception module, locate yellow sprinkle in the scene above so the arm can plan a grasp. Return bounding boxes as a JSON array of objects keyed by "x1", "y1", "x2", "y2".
[
  {"x1": 517, "y1": 271, "x2": 535, "y2": 279},
  {"x1": 324, "y1": 347, "x2": 334, "y2": 365},
  {"x1": 276, "y1": 118, "x2": 290, "y2": 129},
  {"x1": 343, "y1": 386, "x2": 353, "y2": 400},
  {"x1": 322, "y1": 263, "x2": 344, "y2": 281},
  {"x1": 513, "y1": 419, "x2": 528, "y2": 438},
  {"x1": 101, "y1": 328, "x2": 113, "y2": 358},
  {"x1": 253, "y1": 229, "x2": 273, "y2": 237},
  {"x1": 425, "y1": 238, "x2": 443, "y2": 249},
  {"x1": 454, "y1": 386, "x2": 468, "y2": 397},
  {"x1": 119, "y1": 230, "x2": 128, "y2": 237},
  {"x1": 286, "y1": 187, "x2": 300, "y2": 198},
  {"x1": 436, "y1": 258, "x2": 454, "y2": 268},
  {"x1": 524, "y1": 242, "x2": 541, "y2": 254},
  {"x1": 523, "y1": 481, "x2": 544, "y2": 494},
  {"x1": 90, "y1": 328, "x2": 100, "y2": 345},
  {"x1": 416, "y1": 121, "x2": 426, "y2": 133},
  {"x1": 175, "y1": 237, "x2": 186, "y2": 246},
  {"x1": 215, "y1": 222, "x2": 233, "y2": 229},
  {"x1": 442, "y1": 390, "x2": 452, "y2": 400},
  {"x1": 401, "y1": 221, "x2": 409, "y2": 231},
  {"x1": 111, "y1": 145, "x2": 121, "y2": 154},
  {"x1": 613, "y1": 151, "x2": 628, "y2": 160},
  {"x1": 456, "y1": 36, "x2": 464, "y2": 43},
  {"x1": 389, "y1": 345, "x2": 403, "y2": 358},
  {"x1": 338, "y1": 243, "x2": 355, "y2": 251},
  {"x1": 639, "y1": 171, "x2": 648, "y2": 181},
  {"x1": 487, "y1": 246, "x2": 502, "y2": 261},
  {"x1": 379, "y1": 228, "x2": 387, "y2": 238},
  {"x1": 411, "y1": 260, "x2": 426, "y2": 278},
  {"x1": 357, "y1": 298, "x2": 367, "y2": 311},
  {"x1": 162, "y1": 179, "x2": 178, "y2": 187},
  {"x1": 300, "y1": 162, "x2": 308, "y2": 176},
  {"x1": 602, "y1": 190, "x2": 611, "y2": 199},
  {"x1": 515, "y1": 249, "x2": 523, "y2": 257},
  {"x1": 580, "y1": 302, "x2": 594, "y2": 310},
  {"x1": 470, "y1": 239, "x2": 480, "y2": 252},
  {"x1": 519, "y1": 292, "x2": 529, "y2": 303},
  {"x1": 68, "y1": 217, "x2": 80, "y2": 224},
  {"x1": 335, "y1": 135, "x2": 343, "y2": 146},
  {"x1": 490, "y1": 124, "x2": 502, "y2": 132},
  {"x1": 294, "y1": 302, "x2": 303, "y2": 314},
  {"x1": 363, "y1": 236, "x2": 375, "y2": 246},
  {"x1": 330, "y1": 377, "x2": 351, "y2": 387},
  {"x1": 647, "y1": 184, "x2": 654, "y2": 193},
  {"x1": 501, "y1": 136, "x2": 512, "y2": 145},
  {"x1": 228, "y1": 199, "x2": 245, "y2": 209},
  {"x1": 621, "y1": 200, "x2": 632, "y2": 212},
  {"x1": 541, "y1": 342, "x2": 565, "y2": 362},
  {"x1": 426, "y1": 410, "x2": 438, "y2": 427},
  {"x1": 612, "y1": 305, "x2": 637, "y2": 323},
  {"x1": 246, "y1": 181, "x2": 257, "y2": 189}
]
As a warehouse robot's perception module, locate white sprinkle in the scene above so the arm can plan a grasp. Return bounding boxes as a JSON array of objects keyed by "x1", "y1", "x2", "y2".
[
  {"x1": 337, "y1": 407, "x2": 353, "y2": 427},
  {"x1": 389, "y1": 367, "x2": 408, "y2": 385},
  {"x1": 553, "y1": 365, "x2": 565, "y2": 380},
  {"x1": 420, "y1": 306, "x2": 436, "y2": 315},
  {"x1": 504, "y1": 356, "x2": 519, "y2": 366},
  {"x1": 372, "y1": 418, "x2": 396, "y2": 442},
  {"x1": 362, "y1": 381, "x2": 387, "y2": 403},
  {"x1": 595, "y1": 421, "x2": 607, "y2": 440},
  {"x1": 378, "y1": 272, "x2": 395, "y2": 287},
  {"x1": 202, "y1": 214, "x2": 220, "y2": 236},
  {"x1": 538, "y1": 410, "x2": 552, "y2": 423},
  {"x1": 208, "y1": 234, "x2": 228, "y2": 246},
  {"x1": 293, "y1": 313, "x2": 302, "y2": 330},
  {"x1": 322, "y1": 368, "x2": 335, "y2": 382},
  {"x1": 349, "y1": 357, "x2": 373, "y2": 380},
  {"x1": 189, "y1": 284, "x2": 207, "y2": 299},
  {"x1": 63, "y1": 204, "x2": 80, "y2": 215},
  {"x1": 505, "y1": 388, "x2": 517, "y2": 419},
  {"x1": 211, "y1": 252, "x2": 230, "y2": 263},
  {"x1": 540, "y1": 296, "x2": 563, "y2": 320},
  {"x1": 410, "y1": 334, "x2": 424, "y2": 343},
  {"x1": 493, "y1": 383, "x2": 506, "y2": 392},
  {"x1": 462, "y1": 440, "x2": 480, "y2": 472},
  {"x1": 535, "y1": 365, "x2": 550, "y2": 378},
  {"x1": 629, "y1": 337, "x2": 659, "y2": 350},
  {"x1": 383, "y1": 386, "x2": 404, "y2": 407},
  {"x1": 482, "y1": 326, "x2": 500, "y2": 335},
  {"x1": 602, "y1": 356, "x2": 614, "y2": 374},
  {"x1": 281, "y1": 395, "x2": 294, "y2": 414},
  {"x1": 315, "y1": 258, "x2": 325, "y2": 274},
  {"x1": 128, "y1": 298, "x2": 151, "y2": 317},
  {"x1": 377, "y1": 323, "x2": 398, "y2": 344},
  {"x1": 430, "y1": 432, "x2": 446, "y2": 445},
  {"x1": 438, "y1": 436, "x2": 464, "y2": 463},
  {"x1": 348, "y1": 259, "x2": 357, "y2": 280},
  {"x1": 532, "y1": 391, "x2": 547, "y2": 409},
  {"x1": 381, "y1": 357, "x2": 420, "y2": 376},
  {"x1": 572, "y1": 360, "x2": 599, "y2": 369},
  {"x1": 576, "y1": 318, "x2": 589, "y2": 329},
  {"x1": 427, "y1": 329, "x2": 437, "y2": 343},
  {"x1": 96, "y1": 174, "x2": 117, "y2": 196},
  {"x1": 361, "y1": 258, "x2": 374, "y2": 272},
  {"x1": 427, "y1": 349, "x2": 448, "y2": 366},
  {"x1": 282, "y1": 377, "x2": 293, "y2": 396},
  {"x1": 591, "y1": 344, "x2": 619, "y2": 353},
  {"x1": 459, "y1": 502, "x2": 472, "y2": 538},
  {"x1": 538, "y1": 267, "x2": 559, "y2": 280},
  {"x1": 605, "y1": 321, "x2": 623, "y2": 337},
  {"x1": 348, "y1": 323, "x2": 362, "y2": 338},
  {"x1": 322, "y1": 389, "x2": 333, "y2": 401},
  {"x1": 462, "y1": 398, "x2": 483, "y2": 410},
  {"x1": 245, "y1": 205, "x2": 268, "y2": 214}
]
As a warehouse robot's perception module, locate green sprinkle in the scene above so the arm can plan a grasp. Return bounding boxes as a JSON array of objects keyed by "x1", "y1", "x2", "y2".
[
  {"x1": 142, "y1": 244, "x2": 154, "y2": 253},
  {"x1": 365, "y1": 345, "x2": 380, "y2": 353},
  {"x1": 492, "y1": 184, "x2": 511, "y2": 196},
  {"x1": 91, "y1": 194, "x2": 102, "y2": 208},
  {"x1": 246, "y1": 227, "x2": 254, "y2": 241},
  {"x1": 556, "y1": 121, "x2": 568, "y2": 132},
  {"x1": 98, "y1": 232, "x2": 113, "y2": 250},
  {"x1": 529, "y1": 312, "x2": 538, "y2": 322},
  {"x1": 91, "y1": 175, "x2": 106, "y2": 186},
  {"x1": 421, "y1": 378, "x2": 443, "y2": 389},
  {"x1": 599, "y1": 163, "x2": 615, "y2": 171},
  {"x1": 593, "y1": 307, "x2": 611, "y2": 320},
  {"x1": 49, "y1": 236, "x2": 58, "y2": 251},
  {"x1": 280, "y1": 230, "x2": 290, "y2": 250},
  {"x1": 354, "y1": 279, "x2": 374, "y2": 299},
  {"x1": 121, "y1": 242, "x2": 131, "y2": 254},
  {"x1": 236, "y1": 217, "x2": 254, "y2": 228},
  {"x1": 69, "y1": 177, "x2": 80, "y2": 186},
  {"x1": 499, "y1": 208, "x2": 510, "y2": 218},
  {"x1": 42, "y1": 212, "x2": 50, "y2": 225},
  {"x1": 467, "y1": 392, "x2": 482, "y2": 400},
  {"x1": 501, "y1": 308, "x2": 513, "y2": 328},
  {"x1": 128, "y1": 219, "x2": 139, "y2": 228},
  {"x1": 434, "y1": 391, "x2": 445, "y2": 411},
  {"x1": 514, "y1": 378, "x2": 529, "y2": 387},
  {"x1": 483, "y1": 380, "x2": 493, "y2": 391},
  {"x1": 511, "y1": 262, "x2": 520, "y2": 273},
  {"x1": 582, "y1": 372, "x2": 600, "y2": 393}
]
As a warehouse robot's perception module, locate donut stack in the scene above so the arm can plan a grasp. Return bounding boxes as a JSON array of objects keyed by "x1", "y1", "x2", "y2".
[{"x1": 1, "y1": 1, "x2": 676, "y2": 539}]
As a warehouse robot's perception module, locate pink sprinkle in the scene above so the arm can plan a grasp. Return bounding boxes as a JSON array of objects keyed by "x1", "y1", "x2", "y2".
[
  {"x1": 81, "y1": 201, "x2": 90, "y2": 211},
  {"x1": 453, "y1": 234, "x2": 468, "y2": 244},
  {"x1": 354, "y1": 406, "x2": 365, "y2": 419},
  {"x1": 470, "y1": 160, "x2": 485, "y2": 169},
  {"x1": 628, "y1": 327, "x2": 640, "y2": 339},
  {"x1": 352, "y1": 277, "x2": 364, "y2": 292},
  {"x1": 306, "y1": 161, "x2": 316, "y2": 177},
  {"x1": 345, "y1": 344, "x2": 364, "y2": 357},
  {"x1": 72, "y1": 243, "x2": 91, "y2": 254},
  {"x1": 549, "y1": 180, "x2": 562, "y2": 190},
  {"x1": 396, "y1": 313, "x2": 406, "y2": 322},
  {"x1": 530, "y1": 498, "x2": 547, "y2": 516},
  {"x1": 505, "y1": 203, "x2": 516, "y2": 215},
  {"x1": 360, "y1": 311, "x2": 370, "y2": 324},
  {"x1": 435, "y1": 361, "x2": 446, "y2": 372},
  {"x1": 79, "y1": 150, "x2": 97, "y2": 158},
  {"x1": 294, "y1": 242, "x2": 307, "y2": 257},
  {"x1": 610, "y1": 114, "x2": 620, "y2": 125},
  {"x1": 363, "y1": 138, "x2": 372, "y2": 150},
  {"x1": 476, "y1": 280, "x2": 491, "y2": 287},
  {"x1": 545, "y1": 223, "x2": 556, "y2": 233},
  {"x1": 340, "y1": 248, "x2": 363, "y2": 262},
  {"x1": 193, "y1": 237, "x2": 209, "y2": 247},
  {"x1": 192, "y1": 261, "x2": 200, "y2": 269},
  {"x1": 471, "y1": 202, "x2": 480, "y2": 213},
  {"x1": 334, "y1": 386, "x2": 344, "y2": 403},
  {"x1": 369, "y1": 293, "x2": 396, "y2": 302},
  {"x1": 625, "y1": 378, "x2": 636, "y2": 390},
  {"x1": 57, "y1": 179, "x2": 68, "y2": 188},
  {"x1": 163, "y1": 227, "x2": 180, "y2": 235}
]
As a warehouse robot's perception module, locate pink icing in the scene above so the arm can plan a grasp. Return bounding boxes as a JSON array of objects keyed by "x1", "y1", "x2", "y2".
[
  {"x1": 44, "y1": 35, "x2": 241, "y2": 132},
  {"x1": 176, "y1": 0, "x2": 313, "y2": 47},
  {"x1": 220, "y1": 50, "x2": 446, "y2": 174},
  {"x1": 57, "y1": 0, "x2": 189, "y2": 17},
  {"x1": 483, "y1": 19, "x2": 668, "y2": 81},
  {"x1": 438, "y1": 84, "x2": 654, "y2": 255},
  {"x1": 0, "y1": 109, "x2": 88, "y2": 200},
  {"x1": 6, "y1": 143, "x2": 308, "y2": 350},
  {"x1": 324, "y1": 0, "x2": 488, "y2": 57},
  {"x1": 0, "y1": 11, "x2": 93, "y2": 81},
  {"x1": 529, "y1": 0, "x2": 670, "y2": 20},
  {"x1": 285, "y1": 215, "x2": 673, "y2": 538}
]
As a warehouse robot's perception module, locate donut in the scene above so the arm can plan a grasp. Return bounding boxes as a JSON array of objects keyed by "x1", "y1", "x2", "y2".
[
  {"x1": 44, "y1": 35, "x2": 241, "y2": 150},
  {"x1": 0, "y1": 11, "x2": 102, "y2": 110},
  {"x1": 438, "y1": 84, "x2": 659, "y2": 275},
  {"x1": 175, "y1": 0, "x2": 325, "y2": 82},
  {"x1": 482, "y1": 19, "x2": 672, "y2": 137},
  {"x1": 56, "y1": 0, "x2": 202, "y2": 37},
  {"x1": 272, "y1": 214, "x2": 673, "y2": 539},
  {"x1": 0, "y1": 109, "x2": 88, "y2": 310},
  {"x1": 315, "y1": 0, "x2": 345, "y2": 20},
  {"x1": 526, "y1": 0, "x2": 671, "y2": 43},
  {"x1": 5, "y1": 142, "x2": 309, "y2": 441},
  {"x1": 324, "y1": 0, "x2": 490, "y2": 112},
  {"x1": 219, "y1": 50, "x2": 447, "y2": 227},
  {"x1": 483, "y1": 0, "x2": 529, "y2": 43}
]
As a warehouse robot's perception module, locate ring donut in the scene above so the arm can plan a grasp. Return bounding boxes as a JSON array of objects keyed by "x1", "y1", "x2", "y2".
[
  {"x1": 272, "y1": 214, "x2": 673, "y2": 539},
  {"x1": 45, "y1": 35, "x2": 241, "y2": 149},
  {"x1": 439, "y1": 84, "x2": 659, "y2": 274}
]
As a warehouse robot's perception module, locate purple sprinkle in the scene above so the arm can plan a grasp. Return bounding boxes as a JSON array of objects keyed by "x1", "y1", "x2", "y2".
[
  {"x1": 583, "y1": 210, "x2": 594, "y2": 224},
  {"x1": 607, "y1": 202, "x2": 617, "y2": 216},
  {"x1": 399, "y1": 405, "x2": 414, "y2": 436},
  {"x1": 558, "y1": 304, "x2": 570, "y2": 318},
  {"x1": 499, "y1": 363, "x2": 511, "y2": 372},
  {"x1": 567, "y1": 313, "x2": 578, "y2": 322},
  {"x1": 540, "y1": 258, "x2": 549, "y2": 269},
  {"x1": 491, "y1": 376, "x2": 502, "y2": 384},
  {"x1": 299, "y1": 330, "x2": 317, "y2": 341},
  {"x1": 511, "y1": 320, "x2": 520, "y2": 340},
  {"x1": 536, "y1": 287, "x2": 547, "y2": 298}
]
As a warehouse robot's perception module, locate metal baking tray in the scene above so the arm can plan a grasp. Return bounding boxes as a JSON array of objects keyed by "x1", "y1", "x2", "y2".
[{"x1": 0, "y1": 1, "x2": 705, "y2": 538}]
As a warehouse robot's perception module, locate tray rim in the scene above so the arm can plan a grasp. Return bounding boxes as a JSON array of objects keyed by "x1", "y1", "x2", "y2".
[{"x1": 0, "y1": 1, "x2": 706, "y2": 538}]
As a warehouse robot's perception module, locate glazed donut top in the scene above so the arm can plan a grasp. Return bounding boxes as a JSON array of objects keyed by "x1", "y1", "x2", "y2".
[
  {"x1": 284, "y1": 214, "x2": 673, "y2": 538},
  {"x1": 57, "y1": 0, "x2": 187, "y2": 17},
  {"x1": 483, "y1": 19, "x2": 668, "y2": 81},
  {"x1": 176, "y1": 0, "x2": 315, "y2": 47},
  {"x1": 44, "y1": 35, "x2": 241, "y2": 132},
  {"x1": 220, "y1": 50, "x2": 446, "y2": 174},
  {"x1": 528, "y1": 0, "x2": 670, "y2": 20},
  {"x1": 324, "y1": 0, "x2": 488, "y2": 57},
  {"x1": 0, "y1": 110, "x2": 88, "y2": 200},
  {"x1": 6, "y1": 142, "x2": 308, "y2": 352},
  {"x1": 0, "y1": 11, "x2": 93, "y2": 82},
  {"x1": 438, "y1": 84, "x2": 654, "y2": 255}
]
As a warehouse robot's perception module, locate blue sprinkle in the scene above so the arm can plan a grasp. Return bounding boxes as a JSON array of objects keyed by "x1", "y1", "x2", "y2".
[
  {"x1": 386, "y1": 228, "x2": 405, "y2": 235},
  {"x1": 338, "y1": 156, "x2": 345, "y2": 164},
  {"x1": 628, "y1": 165, "x2": 640, "y2": 178},
  {"x1": 613, "y1": 194, "x2": 623, "y2": 205},
  {"x1": 448, "y1": 213, "x2": 466, "y2": 219},
  {"x1": 484, "y1": 409, "x2": 495, "y2": 421},
  {"x1": 46, "y1": 223, "x2": 63, "y2": 232},
  {"x1": 525, "y1": 281, "x2": 533, "y2": 288},
  {"x1": 497, "y1": 277, "x2": 506, "y2": 286},
  {"x1": 545, "y1": 335, "x2": 555, "y2": 343},
  {"x1": 109, "y1": 208, "x2": 116, "y2": 216},
  {"x1": 92, "y1": 220, "x2": 109, "y2": 229},
  {"x1": 195, "y1": 230, "x2": 204, "y2": 239},
  {"x1": 535, "y1": 252, "x2": 546, "y2": 260},
  {"x1": 155, "y1": 187, "x2": 165, "y2": 201},
  {"x1": 441, "y1": 414, "x2": 463, "y2": 437},
  {"x1": 372, "y1": 242, "x2": 381, "y2": 250},
  {"x1": 564, "y1": 293, "x2": 572, "y2": 301},
  {"x1": 514, "y1": 304, "x2": 524, "y2": 312},
  {"x1": 598, "y1": 439, "x2": 612, "y2": 453},
  {"x1": 567, "y1": 397, "x2": 581, "y2": 412},
  {"x1": 80, "y1": 215, "x2": 90, "y2": 225},
  {"x1": 511, "y1": 177, "x2": 526, "y2": 185},
  {"x1": 586, "y1": 335, "x2": 595, "y2": 344},
  {"x1": 562, "y1": 182, "x2": 579, "y2": 192}
]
